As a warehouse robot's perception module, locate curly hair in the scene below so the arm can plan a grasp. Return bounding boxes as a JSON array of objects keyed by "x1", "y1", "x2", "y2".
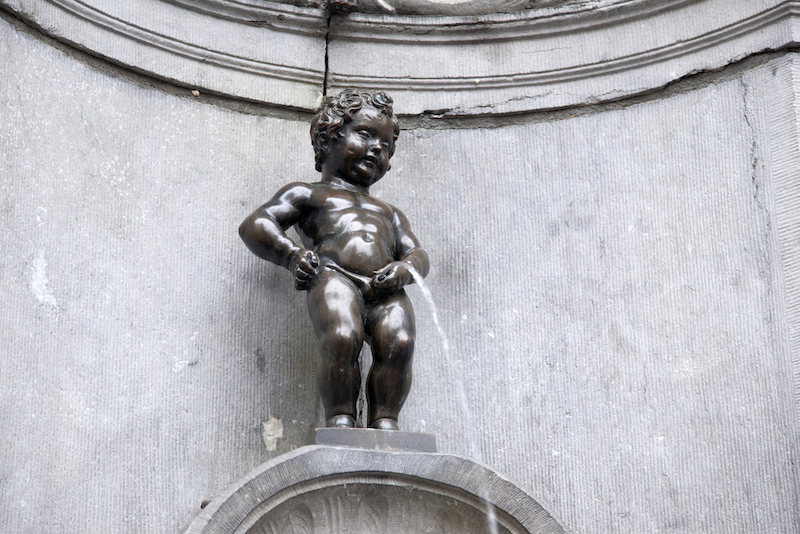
[{"x1": 310, "y1": 88, "x2": 400, "y2": 172}]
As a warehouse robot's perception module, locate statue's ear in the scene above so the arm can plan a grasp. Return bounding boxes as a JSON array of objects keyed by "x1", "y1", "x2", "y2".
[{"x1": 318, "y1": 134, "x2": 330, "y2": 155}]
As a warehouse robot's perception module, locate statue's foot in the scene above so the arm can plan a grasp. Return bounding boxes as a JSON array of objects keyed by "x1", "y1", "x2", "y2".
[
  {"x1": 326, "y1": 414, "x2": 356, "y2": 428},
  {"x1": 369, "y1": 418, "x2": 399, "y2": 431}
]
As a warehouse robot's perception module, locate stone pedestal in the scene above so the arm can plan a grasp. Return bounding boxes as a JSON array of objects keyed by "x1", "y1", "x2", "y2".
[
  {"x1": 184, "y1": 443, "x2": 565, "y2": 534},
  {"x1": 315, "y1": 427, "x2": 437, "y2": 452}
]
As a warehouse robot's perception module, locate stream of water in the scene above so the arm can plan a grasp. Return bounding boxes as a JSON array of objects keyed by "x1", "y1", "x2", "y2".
[{"x1": 408, "y1": 268, "x2": 499, "y2": 534}]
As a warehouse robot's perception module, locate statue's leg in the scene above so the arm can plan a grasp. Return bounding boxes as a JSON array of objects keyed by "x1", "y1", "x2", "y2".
[
  {"x1": 307, "y1": 270, "x2": 366, "y2": 427},
  {"x1": 365, "y1": 290, "x2": 415, "y2": 430}
]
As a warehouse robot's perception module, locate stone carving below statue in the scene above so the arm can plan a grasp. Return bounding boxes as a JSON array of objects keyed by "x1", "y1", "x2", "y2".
[
  {"x1": 183, "y1": 446, "x2": 566, "y2": 534},
  {"x1": 250, "y1": 484, "x2": 513, "y2": 534}
]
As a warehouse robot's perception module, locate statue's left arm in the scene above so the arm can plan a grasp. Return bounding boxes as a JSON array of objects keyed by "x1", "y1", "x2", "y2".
[{"x1": 372, "y1": 207, "x2": 429, "y2": 294}]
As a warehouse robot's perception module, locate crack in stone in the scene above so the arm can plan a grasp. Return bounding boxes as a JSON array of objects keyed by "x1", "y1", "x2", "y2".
[
  {"x1": 323, "y1": 12, "x2": 332, "y2": 96},
  {"x1": 740, "y1": 74, "x2": 774, "y2": 291},
  {"x1": 740, "y1": 77, "x2": 763, "y2": 210}
]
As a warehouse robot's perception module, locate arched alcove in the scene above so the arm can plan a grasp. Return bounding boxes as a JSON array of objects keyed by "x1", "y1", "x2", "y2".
[{"x1": 3, "y1": 2, "x2": 800, "y2": 534}]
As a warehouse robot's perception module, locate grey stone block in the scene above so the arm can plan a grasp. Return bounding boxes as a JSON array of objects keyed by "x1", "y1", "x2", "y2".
[{"x1": 315, "y1": 427, "x2": 437, "y2": 452}]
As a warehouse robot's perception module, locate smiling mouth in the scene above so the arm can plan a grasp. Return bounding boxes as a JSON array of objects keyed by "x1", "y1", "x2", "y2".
[{"x1": 360, "y1": 157, "x2": 379, "y2": 169}]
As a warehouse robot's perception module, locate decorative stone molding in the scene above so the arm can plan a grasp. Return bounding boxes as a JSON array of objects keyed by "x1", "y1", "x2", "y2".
[
  {"x1": 269, "y1": 0, "x2": 657, "y2": 17},
  {"x1": 327, "y1": 0, "x2": 800, "y2": 114},
  {"x1": 0, "y1": 0, "x2": 327, "y2": 110},
  {"x1": 2, "y1": 0, "x2": 799, "y2": 113},
  {"x1": 327, "y1": 0, "x2": 704, "y2": 44},
  {"x1": 184, "y1": 445, "x2": 565, "y2": 534}
]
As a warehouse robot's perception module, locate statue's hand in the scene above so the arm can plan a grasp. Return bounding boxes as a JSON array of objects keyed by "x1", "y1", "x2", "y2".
[
  {"x1": 371, "y1": 262, "x2": 413, "y2": 296},
  {"x1": 290, "y1": 249, "x2": 319, "y2": 291}
]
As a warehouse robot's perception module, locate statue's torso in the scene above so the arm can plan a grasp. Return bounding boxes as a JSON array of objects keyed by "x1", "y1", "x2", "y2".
[{"x1": 297, "y1": 183, "x2": 397, "y2": 276}]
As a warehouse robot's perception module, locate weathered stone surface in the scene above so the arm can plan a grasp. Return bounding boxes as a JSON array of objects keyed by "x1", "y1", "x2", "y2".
[
  {"x1": 0, "y1": 0, "x2": 327, "y2": 109},
  {"x1": 2, "y1": 4, "x2": 800, "y2": 534},
  {"x1": 184, "y1": 446, "x2": 565, "y2": 534},
  {"x1": 328, "y1": 0, "x2": 800, "y2": 114}
]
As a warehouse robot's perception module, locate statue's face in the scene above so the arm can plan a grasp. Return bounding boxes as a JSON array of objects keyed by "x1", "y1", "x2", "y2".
[{"x1": 327, "y1": 107, "x2": 393, "y2": 187}]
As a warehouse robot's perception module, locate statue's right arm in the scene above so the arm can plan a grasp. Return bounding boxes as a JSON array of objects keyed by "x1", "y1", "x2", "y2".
[{"x1": 238, "y1": 183, "x2": 313, "y2": 270}]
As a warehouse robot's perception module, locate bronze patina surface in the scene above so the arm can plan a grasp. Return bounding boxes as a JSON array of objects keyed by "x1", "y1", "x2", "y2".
[{"x1": 240, "y1": 89, "x2": 429, "y2": 431}]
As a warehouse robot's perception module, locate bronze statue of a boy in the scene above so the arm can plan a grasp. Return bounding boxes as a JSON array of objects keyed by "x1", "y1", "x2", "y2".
[{"x1": 239, "y1": 89, "x2": 429, "y2": 431}]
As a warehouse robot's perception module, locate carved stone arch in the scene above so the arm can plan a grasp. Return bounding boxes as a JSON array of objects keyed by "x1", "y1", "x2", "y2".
[
  {"x1": 184, "y1": 445, "x2": 566, "y2": 534},
  {"x1": 3, "y1": 0, "x2": 799, "y2": 115}
]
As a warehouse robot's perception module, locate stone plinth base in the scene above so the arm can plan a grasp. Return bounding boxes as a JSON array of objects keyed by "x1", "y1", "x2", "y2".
[
  {"x1": 315, "y1": 427, "x2": 437, "y2": 452},
  {"x1": 184, "y1": 445, "x2": 564, "y2": 534}
]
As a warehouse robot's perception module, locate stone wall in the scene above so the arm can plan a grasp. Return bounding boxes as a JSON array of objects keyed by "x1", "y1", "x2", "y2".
[{"x1": 1, "y1": 2, "x2": 800, "y2": 533}]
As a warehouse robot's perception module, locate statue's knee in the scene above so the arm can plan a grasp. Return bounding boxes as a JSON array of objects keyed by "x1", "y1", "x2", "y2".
[
  {"x1": 321, "y1": 327, "x2": 362, "y2": 358},
  {"x1": 379, "y1": 330, "x2": 414, "y2": 366},
  {"x1": 395, "y1": 329, "x2": 414, "y2": 353}
]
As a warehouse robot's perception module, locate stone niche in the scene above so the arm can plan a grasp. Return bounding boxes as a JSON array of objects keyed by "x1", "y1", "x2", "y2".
[
  {"x1": 4, "y1": 1, "x2": 800, "y2": 534},
  {"x1": 184, "y1": 446, "x2": 565, "y2": 534}
]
